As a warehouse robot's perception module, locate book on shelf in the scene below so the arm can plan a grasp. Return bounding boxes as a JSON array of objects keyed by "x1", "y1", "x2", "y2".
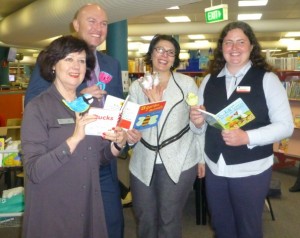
[
  {"x1": 286, "y1": 80, "x2": 300, "y2": 99},
  {"x1": 278, "y1": 138, "x2": 289, "y2": 153},
  {"x1": 198, "y1": 98, "x2": 255, "y2": 130},
  {"x1": 294, "y1": 115, "x2": 300, "y2": 128},
  {"x1": 85, "y1": 95, "x2": 166, "y2": 136}
]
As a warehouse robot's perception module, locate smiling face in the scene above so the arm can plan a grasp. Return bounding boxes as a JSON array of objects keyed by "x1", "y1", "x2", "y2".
[
  {"x1": 53, "y1": 51, "x2": 87, "y2": 90},
  {"x1": 222, "y1": 28, "x2": 253, "y2": 74},
  {"x1": 151, "y1": 40, "x2": 175, "y2": 73},
  {"x1": 73, "y1": 4, "x2": 108, "y2": 50}
]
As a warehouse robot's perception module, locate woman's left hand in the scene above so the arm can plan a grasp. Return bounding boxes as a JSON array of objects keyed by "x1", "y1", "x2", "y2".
[
  {"x1": 221, "y1": 128, "x2": 249, "y2": 146},
  {"x1": 103, "y1": 127, "x2": 127, "y2": 148}
]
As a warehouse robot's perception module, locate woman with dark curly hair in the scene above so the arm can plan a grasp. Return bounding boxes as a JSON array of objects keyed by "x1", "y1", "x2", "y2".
[
  {"x1": 190, "y1": 21, "x2": 294, "y2": 238},
  {"x1": 21, "y1": 35, "x2": 127, "y2": 238}
]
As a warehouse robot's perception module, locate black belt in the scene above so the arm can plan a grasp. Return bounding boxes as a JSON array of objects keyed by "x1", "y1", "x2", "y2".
[{"x1": 140, "y1": 124, "x2": 190, "y2": 151}]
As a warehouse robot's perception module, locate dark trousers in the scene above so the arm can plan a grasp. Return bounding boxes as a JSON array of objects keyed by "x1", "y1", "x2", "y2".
[
  {"x1": 130, "y1": 164, "x2": 197, "y2": 238},
  {"x1": 101, "y1": 162, "x2": 124, "y2": 238},
  {"x1": 205, "y1": 165, "x2": 272, "y2": 238}
]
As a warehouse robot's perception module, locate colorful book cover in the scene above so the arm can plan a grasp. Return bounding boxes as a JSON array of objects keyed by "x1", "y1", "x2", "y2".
[
  {"x1": 0, "y1": 138, "x2": 4, "y2": 150},
  {"x1": 294, "y1": 115, "x2": 300, "y2": 128},
  {"x1": 104, "y1": 95, "x2": 166, "y2": 130},
  {"x1": 278, "y1": 138, "x2": 289, "y2": 153},
  {"x1": 133, "y1": 101, "x2": 166, "y2": 130},
  {"x1": 198, "y1": 98, "x2": 255, "y2": 130}
]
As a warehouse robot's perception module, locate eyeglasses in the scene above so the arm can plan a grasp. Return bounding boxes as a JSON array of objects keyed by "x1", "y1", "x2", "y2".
[
  {"x1": 222, "y1": 39, "x2": 249, "y2": 48},
  {"x1": 154, "y1": 47, "x2": 176, "y2": 57}
]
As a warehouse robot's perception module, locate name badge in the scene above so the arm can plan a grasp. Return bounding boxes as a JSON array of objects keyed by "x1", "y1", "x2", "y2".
[
  {"x1": 236, "y1": 86, "x2": 251, "y2": 93},
  {"x1": 57, "y1": 118, "x2": 75, "y2": 124}
]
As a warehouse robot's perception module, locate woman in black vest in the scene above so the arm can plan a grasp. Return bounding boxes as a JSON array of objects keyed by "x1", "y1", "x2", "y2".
[{"x1": 189, "y1": 21, "x2": 294, "y2": 238}]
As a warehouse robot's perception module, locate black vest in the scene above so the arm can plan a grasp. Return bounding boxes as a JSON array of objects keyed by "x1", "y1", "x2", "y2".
[{"x1": 204, "y1": 66, "x2": 273, "y2": 165}]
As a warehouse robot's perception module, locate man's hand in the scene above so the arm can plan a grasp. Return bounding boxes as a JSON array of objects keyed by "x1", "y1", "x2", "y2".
[{"x1": 80, "y1": 85, "x2": 106, "y2": 100}]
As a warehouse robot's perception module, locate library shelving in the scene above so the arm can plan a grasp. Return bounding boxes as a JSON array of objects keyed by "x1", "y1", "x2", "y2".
[
  {"x1": 273, "y1": 71, "x2": 300, "y2": 169},
  {"x1": 128, "y1": 71, "x2": 207, "y2": 87}
]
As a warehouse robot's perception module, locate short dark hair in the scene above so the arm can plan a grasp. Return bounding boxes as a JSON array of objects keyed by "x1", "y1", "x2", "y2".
[
  {"x1": 38, "y1": 35, "x2": 95, "y2": 82},
  {"x1": 210, "y1": 21, "x2": 272, "y2": 75},
  {"x1": 144, "y1": 34, "x2": 181, "y2": 71}
]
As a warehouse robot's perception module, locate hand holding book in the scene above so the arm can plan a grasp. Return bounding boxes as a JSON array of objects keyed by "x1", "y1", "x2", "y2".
[{"x1": 198, "y1": 98, "x2": 255, "y2": 130}]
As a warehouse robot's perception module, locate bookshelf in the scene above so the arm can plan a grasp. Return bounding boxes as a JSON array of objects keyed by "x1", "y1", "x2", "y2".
[
  {"x1": 128, "y1": 71, "x2": 207, "y2": 87},
  {"x1": 273, "y1": 71, "x2": 300, "y2": 169}
]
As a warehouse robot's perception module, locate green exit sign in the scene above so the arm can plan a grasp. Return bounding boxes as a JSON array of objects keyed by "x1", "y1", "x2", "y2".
[{"x1": 205, "y1": 4, "x2": 228, "y2": 23}]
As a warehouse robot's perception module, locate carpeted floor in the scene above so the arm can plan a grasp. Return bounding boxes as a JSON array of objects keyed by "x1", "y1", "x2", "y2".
[{"x1": 1, "y1": 163, "x2": 299, "y2": 238}]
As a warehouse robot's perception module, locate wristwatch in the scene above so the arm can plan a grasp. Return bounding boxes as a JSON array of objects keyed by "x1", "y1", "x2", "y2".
[{"x1": 113, "y1": 142, "x2": 124, "y2": 151}]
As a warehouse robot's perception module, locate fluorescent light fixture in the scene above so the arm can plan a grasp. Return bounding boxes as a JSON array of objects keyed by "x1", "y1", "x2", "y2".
[
  {"x1": 179, "y1": 52, "x2": 190, "y2": 60},
  {"x1": 165, "y1": 16, "x2": 191, "y2": 23},
  {"x1": 167, "y1": 6, "x2": 180, "y2": 10},
  {"x1": 188, "y1": 34, "x2": 205, "y2": 40},
  {"x1": 238, "y1": 0, "x2": 268, "y2": 7},
  {"x1": 138, "y1": 43, "x2": 150, "y2": 54},
  {"x1": 195, "y1": 40, "x2": 210, "y2": 47},
  {"x1": 128, "y1": 42, "x2": 143, "y2": 51},
  {"x1": 287, "y1": 40, "x2": 300, "y2": 51},
  {"x1": 285, "y1": 32, "x2": 300, "y2": 37},
  {"x1": 238, "y1": 13, "x2": 262, "y2": 20},
  {"x1": 262, "y1": 49, "x2": 282, "y2": 52},
  {"x1": 279, "y1": 38, "x2": 295, "y2": 44},
  {"x1": 141, "y1": 36, "x2": 154, "y2": 41}
]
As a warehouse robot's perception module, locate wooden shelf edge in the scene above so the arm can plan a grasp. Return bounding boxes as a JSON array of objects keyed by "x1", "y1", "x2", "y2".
[{"x1": 273, "y1": 151, "x2": 299, "y2": 170}]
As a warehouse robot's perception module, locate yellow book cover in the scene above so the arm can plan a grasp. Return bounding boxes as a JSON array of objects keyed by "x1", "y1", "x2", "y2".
[
  {"x1": 294, "y1": 115, "x2": 300, "y2": 128},
  {"x1": 278, "y1": 138, "x2": 289, "y2": 153},
  {"x1": 0, "y1": 138, "x2": 4, "y2": 150}
]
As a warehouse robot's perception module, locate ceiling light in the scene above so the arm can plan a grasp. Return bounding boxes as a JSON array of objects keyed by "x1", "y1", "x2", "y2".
[
  {"x1": 165, "y1": 16, "x2": 191, "y2": 23},
  {"x1": 287, "y1": 40, "x2": 300, "y2": 51},
  {"x1": 141, "y1": 36, "x2": 154, "y2": 41},
  {"x1": 128, "y1": 42, "x2": 143, "y2": 51},
  {"x1": 261, "y1": 49, "x2": 282, "y2": 52},
  {"x1": 279, "y1": 38, "x2": 295, "y2": 44},
  {"x1": 194, "y1": 40, "x2": 210, "y2": 47},
  {"x1": 237, "y1": 13, "x2": 262, "y2": 20},
  {"x1": 179, "y1": 52, "x2": 190, "y2": 60},
  {"x1": 167, "y1": 6, "x2": 180, "y2": 10},
  {"x1": 188, "y1": 35, "x2": 205, "y2": 40},
  {"x1": 138, "y1": 44, "x2": 150, "y2": 54},
  {"x1": 285, "y1": 32, "x2": 300, "y2": 37},
  {"x1": 238, "y1": 0, "x2": 268, "y2": 7}
]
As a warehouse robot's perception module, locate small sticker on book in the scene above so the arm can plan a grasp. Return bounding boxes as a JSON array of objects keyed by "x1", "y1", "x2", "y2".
[{"x1": 236, "y1": 86, "x2": 251, "y2": 93}]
